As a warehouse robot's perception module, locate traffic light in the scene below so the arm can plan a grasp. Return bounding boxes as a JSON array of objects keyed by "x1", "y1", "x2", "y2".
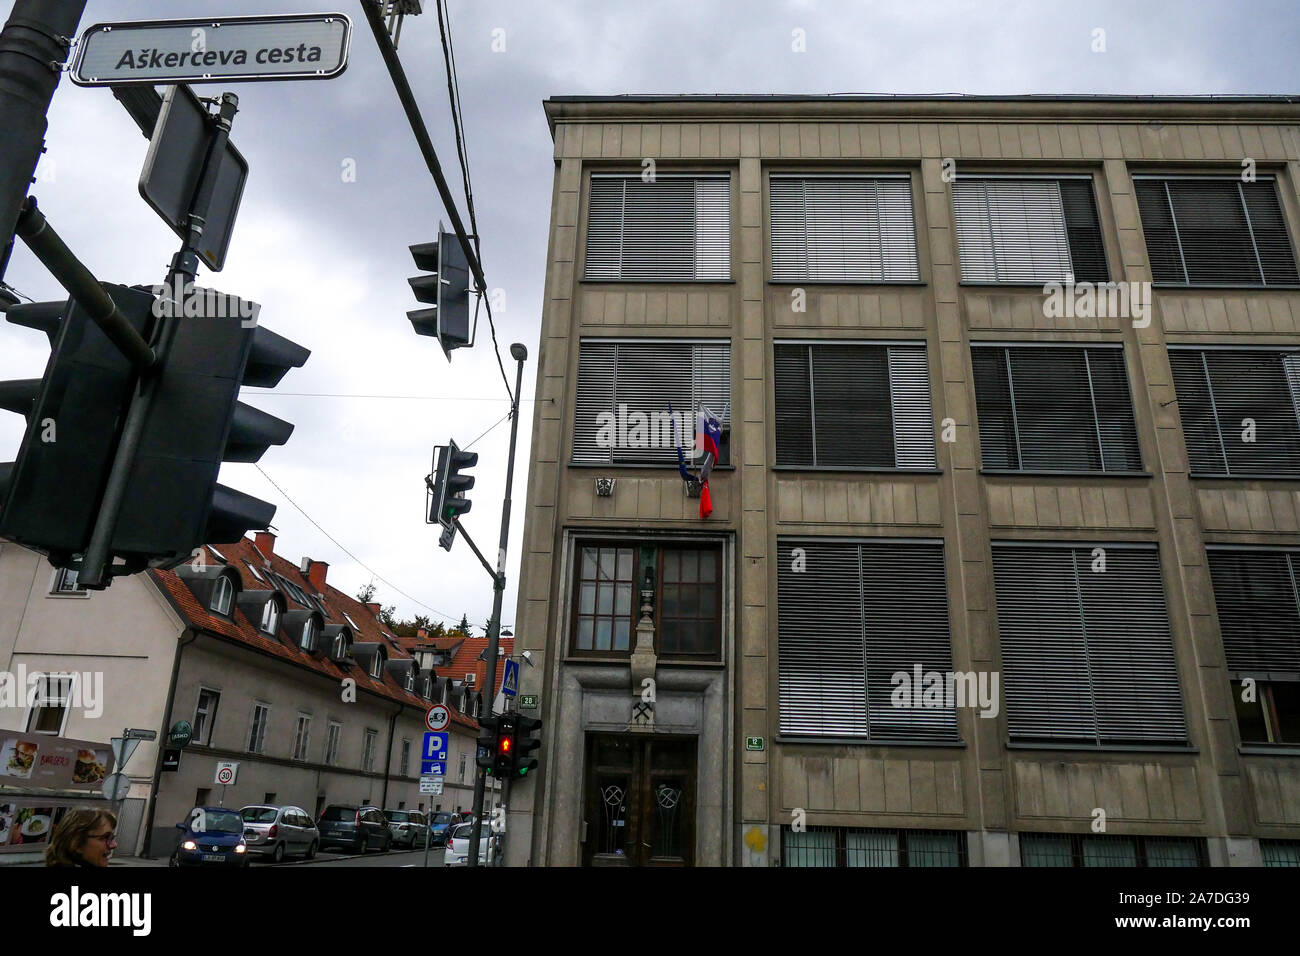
[
  {"x1": 109, "y1": 294, "x2": 309, "y2": 564},
  {"x1": 0, "y1": 288, "x2": 153, "y2": 567},
  {"x1": 512, "y1": 714, "x2": 542, "y2": 778},
  {"x1": 475, "y1": 714, "x2": 499, "y2": 773},
  {"x1": 493, "y1": 713, "x2": 517, "y2": 776},
  {"x1": 426, "y1": 439, "x2": 476, "y2": 552},
  {"x1": 407, "y1": 224, "x2": 473, "y2": 360}
]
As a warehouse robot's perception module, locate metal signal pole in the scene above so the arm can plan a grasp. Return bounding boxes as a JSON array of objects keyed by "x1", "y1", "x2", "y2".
[
  {"x1": 465, "y1": 343, "x2": 526, "y2": 867},
  {"x1": 0, "y1": 0, "x2": 85, "y2": 269}
]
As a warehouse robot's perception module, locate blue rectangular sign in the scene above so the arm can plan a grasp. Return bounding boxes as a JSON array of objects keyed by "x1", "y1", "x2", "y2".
[
  {"x1": 423, "y1": 732, "x2": 448, "y2": 761},
  {"x1": 421, "y1": 760, "x2": 447, "y2": 776},
  {"x1": 501, "y1": 658, "x2": 519, "y2": 698}
]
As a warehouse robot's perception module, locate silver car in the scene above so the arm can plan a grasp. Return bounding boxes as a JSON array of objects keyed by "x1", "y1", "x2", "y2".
[
  {"x1": 384, "y1": 809, "x2": 428, "y2": 849},
  {"x1": 239, "y1": 805, "x2": 320, "y2": 862},
  {"x1": 443, "y1": 822, "x2": 497, "y2": 866}
]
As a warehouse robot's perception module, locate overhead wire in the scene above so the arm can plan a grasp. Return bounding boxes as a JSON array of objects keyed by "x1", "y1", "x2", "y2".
[
  {"x1": 253, "y1": 462, "x2": 459, "y2": 625},
  {"x1": 434, "y1": 0, "x2": 514, "y2": 405}
]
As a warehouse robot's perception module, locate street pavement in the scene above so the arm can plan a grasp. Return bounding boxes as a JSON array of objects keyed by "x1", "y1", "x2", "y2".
[{"x1": 7, "y1": 846, "x2": 445, "y2": 867}]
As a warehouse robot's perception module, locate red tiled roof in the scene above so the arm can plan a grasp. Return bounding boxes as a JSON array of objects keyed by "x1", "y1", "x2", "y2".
[
  {"x1": 395, "y1": 633, "x2": 515, "y2": 698},
  {"x1": 149, "y1": 536, "x2": 483, "y2": 730}
]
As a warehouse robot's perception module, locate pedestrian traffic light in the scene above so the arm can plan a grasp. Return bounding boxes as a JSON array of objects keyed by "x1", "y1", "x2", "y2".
[
  {"x1": 512, "y1": 714, "x2": 542, "y2": 778},
  {"x1": 493, "y1": 713, "x2": 517, "y2": 776},
  {"x1": 0, "y1": 288, "x2": 153, "y2": 567},
  {"x1": 475, "y1": 714, "x2": 499, "y2": 774},
  {"x1": 407, "y1": 224, "x2": 473, "y2": 361},
  {"x1": 108, "y1": 293, "x2": 309, "y2": 565},
  {"x1": 426, "y1": 439, "x2": 476, "y2": 552}
]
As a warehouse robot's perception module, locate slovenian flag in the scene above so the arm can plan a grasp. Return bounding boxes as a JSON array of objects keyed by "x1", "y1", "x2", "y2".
[{"x1": 694, "y1": 406, "x2": 723, "y2": 519}]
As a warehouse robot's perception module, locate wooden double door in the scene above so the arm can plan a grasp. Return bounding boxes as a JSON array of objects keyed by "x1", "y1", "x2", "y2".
[{"x1": 583, "y1": 734, "x2": 696, "y2": 867}]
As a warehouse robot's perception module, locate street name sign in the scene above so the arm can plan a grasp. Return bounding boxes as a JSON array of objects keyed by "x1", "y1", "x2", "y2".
[
  {"x1": 124, "y1": 728, "x2": 157, "y2": 741},
  {"x1": 71, "y1": 13, "x2": 352, "y2": 87}
]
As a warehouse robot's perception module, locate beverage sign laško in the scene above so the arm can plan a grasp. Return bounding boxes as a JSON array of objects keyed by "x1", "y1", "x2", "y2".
[{"x1": 71, "y1": 13, "x2": 352, "y2": 87}]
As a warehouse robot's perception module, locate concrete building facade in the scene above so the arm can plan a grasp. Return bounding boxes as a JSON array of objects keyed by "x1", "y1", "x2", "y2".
[{"x1": 507, "y1": 95, "x2": 1300, "y2": 867}]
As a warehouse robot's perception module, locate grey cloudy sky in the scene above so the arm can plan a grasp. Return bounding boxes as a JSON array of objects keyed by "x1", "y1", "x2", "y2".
[{"x1": 3, "y1": 0, "x2": 1299, "y2": 629}]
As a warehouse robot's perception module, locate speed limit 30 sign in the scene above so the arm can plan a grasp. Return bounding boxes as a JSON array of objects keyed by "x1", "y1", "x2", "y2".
[
  {"x1": 214, "y1": 761, "x2": 239, "y2": 785},
  {"x1": 425, "y1": 704, "x2": 450, "y2": 732}
]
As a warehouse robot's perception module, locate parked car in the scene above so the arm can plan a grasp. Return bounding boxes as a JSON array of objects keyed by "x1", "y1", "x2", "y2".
[
  {"x1": 240, "y1": 805, "x2": 320, "y2": 862},
  {"x1": 443, "y1": 822, "x2": 497, "y2": 866},
  {"x1": 316, "y1": 804, "x2": 392, "y2": 853},
  {"x1": 427, "y1": 811, "x2": 461, "y2": 848},
  {"x1": 170, "y1": 807, "x2": 249, "y2": 868},
  {"x1": 384, "y1": 809, "x2": 428, "y2": 849}
]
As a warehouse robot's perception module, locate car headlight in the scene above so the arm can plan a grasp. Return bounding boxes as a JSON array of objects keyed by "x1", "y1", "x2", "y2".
[
  {"x1": 234, "y1": 844, "x2": 247, "y2": 853},
  {"x1": 182, "y1": 840, "x2": 197, "y2": 851}
]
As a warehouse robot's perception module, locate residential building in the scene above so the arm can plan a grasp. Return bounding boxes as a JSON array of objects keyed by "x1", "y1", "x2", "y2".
[
  {"x1": 508, "y1": 94, "x2": 1300, "y2": 867},
  {"x1": 0, "y1": 530, "x2": 499, "y2": 860}
]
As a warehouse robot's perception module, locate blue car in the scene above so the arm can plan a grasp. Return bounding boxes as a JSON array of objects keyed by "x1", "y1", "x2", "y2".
[
  {"x1": 427, "y1": 811, "x2": 462, "y2": 848},
  {"x1": 170, "y1": 806, "x2": 249, "y2": 868}
]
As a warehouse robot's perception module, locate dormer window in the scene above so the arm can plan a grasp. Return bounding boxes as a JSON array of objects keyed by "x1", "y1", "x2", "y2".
[
  {"x1": 300, "y1": 618, "x2": 316, "y2": 652},
  {"x1": 370, "y1": 650, "x2": 384, "y2": 680},
  {"x1": 261, "y1": 600, "x2": 280, "y2": 636},
  {"x1": 333, "y1": 633, "x2": 347, "y2": 658},
  {"x1": 210, "y1": 575, "x2": 234, "y2": 617},
  {"x1": 440, "y1": 682, "x2": 449, "y2": 706},
  {"x1": 406, "y1": 671, "x2": 415, "y2": 692}
]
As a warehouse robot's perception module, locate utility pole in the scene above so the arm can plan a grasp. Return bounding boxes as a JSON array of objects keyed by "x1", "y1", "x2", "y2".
[
  {"x1": 465, "y1": 343, "x2": 527, "y2": 867},
  {"x1": 0, "y1": 0, "x2": 86, "y2": 281}
]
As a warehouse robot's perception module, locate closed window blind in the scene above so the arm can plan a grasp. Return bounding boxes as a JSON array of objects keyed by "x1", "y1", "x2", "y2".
[
  {"x1": 972, "y1": 345, "x2": 1141, "y2": 472},
  {"x1": 992, "y1": 544, "x2": 1186, "y2": 745},
  {"x1": 1206, "y1": 549, "x2": 1300, "y2": 675},
  {"x1": 773, "y1": 343, "x2": 936, "y2": 468},
  {"x1": 777, "y1": 539, "x2": 957, "y2": 741},
  {"x1": 584, "y1": 174, "x2": 731, "y2": 280},
  {"x1": 769, "y1": 175, "x2": 920, "y2": 281},
  {"x1": 1168, "y1": 348, "x2": 1300, "y2": 476},
  {"x1": 953, "y1": 177, "x2": 1107, "y2": 283},
  {"x1": 1135, "y1": 177, "x2": 1300, "y2": 286},
  {"x1": 573, "y1": 339, "x2": 730, "y2": 465}
]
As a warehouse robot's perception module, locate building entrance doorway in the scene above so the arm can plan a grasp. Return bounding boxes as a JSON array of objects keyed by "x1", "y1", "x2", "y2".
[{"x1": 582, "y1": 734, "x2": 696, "y2": 866}]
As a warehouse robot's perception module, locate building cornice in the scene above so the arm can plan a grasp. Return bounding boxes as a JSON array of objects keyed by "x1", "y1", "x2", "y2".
[{"x1": 543, "y1": 94, "x2": 1300, "y2": 136}]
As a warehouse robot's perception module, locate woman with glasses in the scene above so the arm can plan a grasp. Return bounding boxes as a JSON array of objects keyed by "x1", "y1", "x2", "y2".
[{"x1": 45, "y1": 809, "x2": 118, "y2": 867}]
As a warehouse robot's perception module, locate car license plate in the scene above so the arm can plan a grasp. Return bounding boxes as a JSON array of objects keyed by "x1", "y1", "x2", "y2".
[{"x1": 202, "y1": 853, "x2": 224, "y2": 862}]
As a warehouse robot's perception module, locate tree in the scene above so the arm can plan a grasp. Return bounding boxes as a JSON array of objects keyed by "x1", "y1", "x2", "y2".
[
  {"x1": 456, "y1": 613, "x2": 472, "y2": 637},
  {"x1": 356, "y1": 580, "x2": 377, "y2": 603}
]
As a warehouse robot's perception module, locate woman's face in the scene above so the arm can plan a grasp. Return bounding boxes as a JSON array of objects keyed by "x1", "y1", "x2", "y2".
[{"x1": 78, "y1": 822, "x2": 117, "y2": 866}]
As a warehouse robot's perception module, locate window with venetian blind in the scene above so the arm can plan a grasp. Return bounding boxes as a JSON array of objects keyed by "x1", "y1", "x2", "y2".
[
  {"x1": 1205, "y1": 548, "x2": 1300, "y2": 746},
  {"x1": 972, "y1": 344, "x2": 1142, "y2": 473},
  {"x1": 1134, "y1": 176, "x2": 1300, "y2": 287},
  {"x1": 1168, "y1": 347, "x2": 1300, "y2": 477},
  {"x1": 992, "y1": 543, "x2": 1186, "y2": 746},
  {"x1": 584, "y1": 174, "x2": 731, "y2": 280},
  {"x1": 774, "y1": 342, "x2": 937, "y2": 469},
  {"x1": 777, "y1": 538, "x2": 957, "y2": 741},
  {"x1": 572, "y1": 338, "x2": 730, "y2": 466},
  {"x1": 769, "y1": 174, "x2": 920, "y2": 282},
  {"x1": 952, "y1": 175, "x2": 1107, "y2": 283}
]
